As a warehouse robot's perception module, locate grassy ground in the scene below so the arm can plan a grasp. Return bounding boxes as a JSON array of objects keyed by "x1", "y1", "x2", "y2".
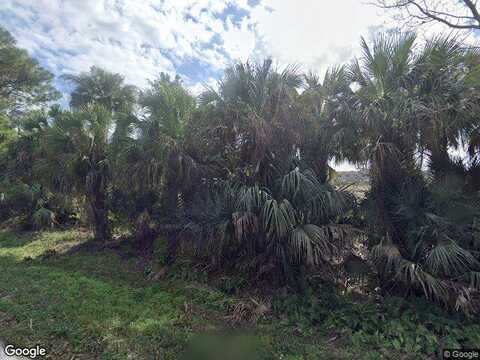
[
  {"x1": 0, "y1": 230, "x2": 333, "y2": 359},
  {"x1": 0, "y1": 230, "x2": 477, "y2": 359}
]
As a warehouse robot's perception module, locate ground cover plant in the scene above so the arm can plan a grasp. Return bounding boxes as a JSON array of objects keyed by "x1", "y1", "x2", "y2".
[{"x1": 0, "y1": 229, "x2": 478, "y2": 359}]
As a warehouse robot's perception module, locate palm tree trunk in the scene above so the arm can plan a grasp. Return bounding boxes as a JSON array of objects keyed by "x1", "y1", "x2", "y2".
[
  {"x1": 134, "y1": 210, "x2": 155, "y2": 256},
  {"x1": 89, "y1": 191, "x2": 110, "y2": 242},
  {"x1": 162, "y1": 150, "x2": 180, "y2": 264},
  {"x1": 314, "y1": 156, "x2": 329, "y2": 183},
  {"x1": 373, "y1": 181, "x2": 398, "y2": 242},
  {"x1": 163, "y1": 182, "x2": 179, "y2": 264},
  {"x1": 86, "y1": 170, "x2": 111, "y2": 242},
  {"x1": 371, "y1": 146, "x2": 410, "y2": 244},
  {"x1": 429, "y1": 143, "x2": 452, "y2": 177},
  {"x1": 165, "y1": 232, "x2": 178, "y2": 266}
]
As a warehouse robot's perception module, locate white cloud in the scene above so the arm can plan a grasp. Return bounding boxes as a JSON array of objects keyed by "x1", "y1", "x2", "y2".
[
  {"x1": 222, "y1": 17, "x2": 258, "y2": 61},
  {"x1": 1, "y1": 0, "x2": 253, "y2": 88},
  {"x1": 188, "y1": 76, "x2": 218, "y2": 96},
  {"x1": 2, "y1": 0, "x2": 467, "y2": 93},
  {"x1": 248, "y1": 0, "x2": 386, "y2": 73}
]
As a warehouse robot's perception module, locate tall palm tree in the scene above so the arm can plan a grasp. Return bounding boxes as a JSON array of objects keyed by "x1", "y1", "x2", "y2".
[
  {"x1": 346, "y1": 33, "x2": 421, "y2": 242},
  {"x1": 199, "y1": 60, "x2": 304, "y2": 186},
  {"x1": 342, "y1": 33, "x2": 480, "y2": 311},
  {"x1": 413, "y1": 36, "x2": 480, "y2": 177},
  {"x1": 37, "y1": 104, "x2": 113, "y2": 241},
  {"x1": 116, "y1": 74, "x2": 196, "y2": 255},
  {"x1": 184, "y1": 60, "x2": 360, "y2": 284},
  {"x1": 63, "y1": 66, "x2": 136, "y2": 114},
  {"x1": 139, "y1": 74, "x2": 196, "y2": 219},
  {"x1": 63, "y1": 67, "x2": 138, "y2": 154}
]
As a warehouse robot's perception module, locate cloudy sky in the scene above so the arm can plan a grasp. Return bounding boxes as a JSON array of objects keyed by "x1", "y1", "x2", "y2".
[
  {"x1": 1, "y1": 0, "x2": 390, "y2": 94},
  {"x1": 1, "y1": 0, "x2": 475, "y2": 170}
]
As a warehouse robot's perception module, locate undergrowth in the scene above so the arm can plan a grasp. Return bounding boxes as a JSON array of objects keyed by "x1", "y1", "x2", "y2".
[{"x1": 0, "y1": 229, "x2": 477, "y2": 359}]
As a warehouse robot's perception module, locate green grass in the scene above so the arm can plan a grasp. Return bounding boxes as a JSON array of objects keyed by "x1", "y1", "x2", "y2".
[
  {"x1": 0, "y1": 230, "x2": 477, "y2": 359},
  {"x1": 0, "y1": 230, "x2": 324, "y2": 359}
]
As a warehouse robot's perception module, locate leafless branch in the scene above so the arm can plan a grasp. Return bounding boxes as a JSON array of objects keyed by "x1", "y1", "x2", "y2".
[{"x1": 370, "y1": 0, "x2": 480, "y2": 30}]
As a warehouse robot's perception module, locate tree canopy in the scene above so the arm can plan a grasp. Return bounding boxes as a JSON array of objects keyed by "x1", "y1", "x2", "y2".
[{"x1": 0, "y1": 28, "x2": 60, "y2": 116}]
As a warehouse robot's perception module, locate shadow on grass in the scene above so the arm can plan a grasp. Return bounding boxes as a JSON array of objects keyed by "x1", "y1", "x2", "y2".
[
  {"x1": 0, "y1": 231, "x2": 357, "y2": 360},
  {"x1": 0, "y1": 230, "x2": 44, "y2": 248}
]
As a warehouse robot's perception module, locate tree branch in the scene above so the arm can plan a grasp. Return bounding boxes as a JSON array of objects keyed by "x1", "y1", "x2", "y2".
[
  {"x1": 462, "y1": 0, "x2": 480, "y2": 23},
  {"x1": 409, "y1": 1, "x2": 480, "y2": 29},
  {"x1": 371, "y1": 0, "x2": 480, "y2": 30}
]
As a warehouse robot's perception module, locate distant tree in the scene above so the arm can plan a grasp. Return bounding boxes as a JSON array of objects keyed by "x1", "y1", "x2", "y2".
[
  {"x1": 373, "y1": 0, "x2": 480, "y2": 31},
  {"x1": 63, "y1": 66, "x2": 138, "y2": 164},
  {"x1": 62, "y1": 66, "x2": 137, "y2": 114},
  {"x1": 0, "y1": 26, "x2": 60, "y2": 215},
  {"x1": 0, "y1": 27, "x2": 60, "y2": 116}
]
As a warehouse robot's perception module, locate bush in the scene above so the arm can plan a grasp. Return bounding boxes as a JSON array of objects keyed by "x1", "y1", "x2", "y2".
[
  {"x1": 181, "y1": 167, "x2": 360, "y2": 286},
  {"x1": 323, "y1": 296, "x2": 480, "y2": 357},
  {"x1": 0, "y1": 181, "x2": 75, "y2": 229}
]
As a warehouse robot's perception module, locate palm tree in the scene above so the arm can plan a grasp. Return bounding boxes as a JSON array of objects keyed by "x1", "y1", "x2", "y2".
[
  {"x1": 63, "y1": 67, "x2": 138, "y2": 154},
  {"x1": 341, "y1": 33, "x2": 421, "y2": 248},
  {"x1": 199, "y1": 60, "x2": 305, "y2": 185},
  {"x1": 116, "y1": 74, "x2": 196, "y2": 255},
  {"x1": 182, "y1": 60, "x2": 360, "y2": 285},
  {"x1": 139, "y1": 74, "x2": 196, "y2": 218},
  {"x1": 37, "y1": 104, "x2": 113, "y2": 241},
  {"x1": 0, "y1": 110, "x2": 59, "y2": 228},
  {"x1": 183, "y1": 165, "x2": 358, "y2": 286},
  {"x1": 299, "y1": 67, "x2": 363, "y2": 181},
  {"x1": 342, "y1": 33, "x2": 480, "y2": 311},
  {"x1": 413, "y1": 36, "x2": 480, "y2": 177},
  {"x1": 63, "y1": 66, "x2": 136, "y2": 114}
]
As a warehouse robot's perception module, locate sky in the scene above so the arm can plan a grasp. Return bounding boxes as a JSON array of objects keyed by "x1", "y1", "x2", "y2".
[
  {"x1": 0, "y1": 0, "x2": 389, "y2": 93},
  {"x1": 0, "y1": 0, "x2": 476, "y2": 170}
]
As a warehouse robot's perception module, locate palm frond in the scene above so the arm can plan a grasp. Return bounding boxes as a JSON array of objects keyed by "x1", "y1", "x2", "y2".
[{"x1": 425, "y1": 241, "x2": 479, "y2": 276}]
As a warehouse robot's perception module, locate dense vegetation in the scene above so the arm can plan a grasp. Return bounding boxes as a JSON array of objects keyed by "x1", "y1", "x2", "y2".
[{"x1": 1, "y1": 15, "x2": 480, "y2": 359}]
